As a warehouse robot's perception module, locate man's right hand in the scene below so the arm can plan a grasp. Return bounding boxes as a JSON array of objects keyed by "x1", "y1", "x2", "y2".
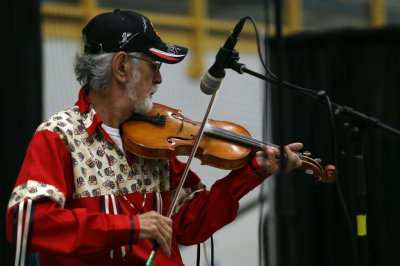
[{"x1": 137, "y1": 211, "x2": 172, "y2": 257}]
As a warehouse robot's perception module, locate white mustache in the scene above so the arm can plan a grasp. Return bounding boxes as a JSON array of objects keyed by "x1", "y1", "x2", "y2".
[{"x1": 149, "y1": 85, "x2": 158, "y2": 96}]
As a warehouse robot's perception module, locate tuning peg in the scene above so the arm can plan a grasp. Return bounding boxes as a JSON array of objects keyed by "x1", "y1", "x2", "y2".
[
  {"x1": 303, "y1": 151, "x2": 312, "y2": 157},
  {"x1": 305, "y1": 169, "x2": 314, "y2": 175},
  {"x1": 314, "y1": 158, "x2": 321, "y2": 163}
]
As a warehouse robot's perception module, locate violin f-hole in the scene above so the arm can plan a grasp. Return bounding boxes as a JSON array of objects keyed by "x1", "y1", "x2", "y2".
[{"x1": 167, "y1": 135, "x2": 195, "y2": 144}]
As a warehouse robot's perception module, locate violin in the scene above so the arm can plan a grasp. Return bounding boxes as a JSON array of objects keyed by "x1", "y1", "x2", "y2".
[{"x1": 122, "y1": 103, "x2": 336, "y2": 183}]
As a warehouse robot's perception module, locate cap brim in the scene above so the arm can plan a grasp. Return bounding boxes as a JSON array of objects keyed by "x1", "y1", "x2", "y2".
[{"x1": 148, "y1": 42, "x2": 188, "y2": 64}]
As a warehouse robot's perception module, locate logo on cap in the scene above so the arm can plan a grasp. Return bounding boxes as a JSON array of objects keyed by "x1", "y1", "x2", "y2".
[
  {"x1": 166, "y1": 43, "x2": 180, "y2": 55},
  {"x1": 119, "y1": 32, "x2": 139, "y2": 48},
  {"x1": 142, "y1": 17, "x2": 147, "y2": 33}
]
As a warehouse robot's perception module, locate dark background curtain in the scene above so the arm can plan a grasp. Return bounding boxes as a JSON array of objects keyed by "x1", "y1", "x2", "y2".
[
  {"x1": 269, "y1": 27, "x2": 400, "y2": 266},
  {"x1": 0, "y1": 1, "x2": 42, "y2": 265}
]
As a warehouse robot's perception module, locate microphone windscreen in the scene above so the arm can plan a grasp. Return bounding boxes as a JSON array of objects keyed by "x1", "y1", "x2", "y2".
[{"x1": 200, "y1": 72, "x2": 224, "y2": 95}]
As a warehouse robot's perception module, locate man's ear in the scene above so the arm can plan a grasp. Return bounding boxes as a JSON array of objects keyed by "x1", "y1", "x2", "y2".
[{"x1": 112, "y1": 52, "x2": 131, "y2": 84}]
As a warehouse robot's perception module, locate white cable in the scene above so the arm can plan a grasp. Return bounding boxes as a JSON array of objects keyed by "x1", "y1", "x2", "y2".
[{"x1": 202, "y1": 242, "x2": 209, "y2": 266}]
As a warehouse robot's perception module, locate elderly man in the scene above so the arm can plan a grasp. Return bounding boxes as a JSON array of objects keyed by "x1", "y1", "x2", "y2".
[{"x1": 6, "y1": 9, "x2": 302, "y2": 265}]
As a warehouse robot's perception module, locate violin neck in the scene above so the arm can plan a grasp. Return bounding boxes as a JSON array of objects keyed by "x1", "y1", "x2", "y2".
[
  {"x1": 204, "y1": 124, "x2": 277, "y2": 149},
  {"x1": 205, "y1": 124, "x2": 303, "y2": 159}
]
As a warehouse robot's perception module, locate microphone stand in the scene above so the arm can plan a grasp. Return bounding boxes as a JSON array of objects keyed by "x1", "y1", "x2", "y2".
[{"x1": 224, "y1": 47, "x2": 400, "y2": 266}]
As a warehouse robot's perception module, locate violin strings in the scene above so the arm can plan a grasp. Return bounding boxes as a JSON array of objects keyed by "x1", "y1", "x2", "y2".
[
  {"x1": 206, "y1": 124, "x2": 306, "y2": 159},
  {"x1": 206, "y1": 124, "x2": 265, "y2": 148},
  {"x1": 205, "y1": 124, "x2": 326, "y2": 174}
]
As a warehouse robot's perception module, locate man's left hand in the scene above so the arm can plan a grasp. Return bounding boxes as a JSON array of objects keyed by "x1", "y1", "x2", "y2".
[{"x1": 255, "y1": 142, "x2": 303, "y2": 174}]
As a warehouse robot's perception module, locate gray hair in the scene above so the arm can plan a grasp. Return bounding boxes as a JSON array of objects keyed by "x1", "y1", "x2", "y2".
[{"x1": 74, "y1": 52, "x2": 142, "y2": 93}]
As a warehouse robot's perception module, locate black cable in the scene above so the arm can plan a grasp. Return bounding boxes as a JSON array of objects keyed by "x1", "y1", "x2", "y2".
[
  {"x1": 258, "y1": 3, "x2": 272, "y2": 265},
  {"x1": 196, "y1": 243, "x2": 200, "y2": 266},
  {"x1": 324, "y1": 95, "x2": 359, "y2": 266},
  {"x1": 195, "y1": 237, "x2": 214, "y2": 266},
  {"x1": 211, "y1": 235, "x2": 214, "y2": 266},
  {"x1": 246, "y1": 16, "x2": 322, "y2": 100},
  {"x1": 258, "y1": 182, "x2": 265, "y2": 266}
]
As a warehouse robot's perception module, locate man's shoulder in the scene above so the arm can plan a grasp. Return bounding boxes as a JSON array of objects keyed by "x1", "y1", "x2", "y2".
[{"x1": 36, "y1": 105, "x2": 83, "y2": 134}]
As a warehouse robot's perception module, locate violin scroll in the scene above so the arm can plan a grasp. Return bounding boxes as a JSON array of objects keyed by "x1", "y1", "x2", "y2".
[{"x1": 300, "y1": 155, "x2": 336, "y2": 183}]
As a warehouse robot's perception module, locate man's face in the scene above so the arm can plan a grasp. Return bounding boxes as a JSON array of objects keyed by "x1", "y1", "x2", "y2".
[{"x1": 125, "y1": 54, "x2": 162, "y2": 114}]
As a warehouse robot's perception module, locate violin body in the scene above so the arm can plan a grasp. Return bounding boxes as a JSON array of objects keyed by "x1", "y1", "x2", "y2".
[
  {"x1": 122, "y1": 103, "x2": 336, "y2": 183},
  {"x1": 122, "y1": 103, "x2": 254, "y2": 170}
]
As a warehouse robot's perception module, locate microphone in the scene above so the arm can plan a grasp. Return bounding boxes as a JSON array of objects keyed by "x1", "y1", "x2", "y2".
[{"x1": 200, "y1": 17, "x2": 246, "y2": 95}]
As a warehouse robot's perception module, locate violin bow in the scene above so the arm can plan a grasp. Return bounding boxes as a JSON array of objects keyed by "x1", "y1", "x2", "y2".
[{"x1": 146, "y1": 90, "x2": 220, "y2": 266}]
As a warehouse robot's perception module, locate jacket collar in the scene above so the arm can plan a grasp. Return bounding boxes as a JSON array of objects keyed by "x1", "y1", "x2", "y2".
[{"x1": 74, "y1": 87, "x2": 103, "y2": 137}]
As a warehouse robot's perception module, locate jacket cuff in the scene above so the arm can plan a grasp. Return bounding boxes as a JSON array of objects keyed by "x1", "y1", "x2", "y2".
[{"x1": 249, "y1": 156, "x2": 270, "y2": 179}]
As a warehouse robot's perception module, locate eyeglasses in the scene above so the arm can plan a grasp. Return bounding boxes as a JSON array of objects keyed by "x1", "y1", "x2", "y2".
[{"x1": 129, "y1": 55, "x2": 162, "y2": 73}]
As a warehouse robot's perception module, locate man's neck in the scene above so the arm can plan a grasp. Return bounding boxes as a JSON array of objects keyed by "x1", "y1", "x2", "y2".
[{"x1": 87, "y1": 88, "x2": 132, "y2": 128}]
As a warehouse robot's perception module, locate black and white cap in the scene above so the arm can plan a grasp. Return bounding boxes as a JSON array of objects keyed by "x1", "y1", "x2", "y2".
[{"x1": 82, "y1": 9, "x2": 188, "y2": 64}]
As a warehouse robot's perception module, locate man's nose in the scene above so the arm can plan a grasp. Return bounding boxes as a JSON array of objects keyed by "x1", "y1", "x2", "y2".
[{"x1": 153, "y1": 71, "x2": 162, "y2": 84}]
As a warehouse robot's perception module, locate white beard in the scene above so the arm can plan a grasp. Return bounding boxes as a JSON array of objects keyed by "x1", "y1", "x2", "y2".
[
  {"x1": 125, "y1": 72, "x2": 158, "y2": 115},
  {"x1": 133, "y1": 86, "x2": 158, "y2": 115}
]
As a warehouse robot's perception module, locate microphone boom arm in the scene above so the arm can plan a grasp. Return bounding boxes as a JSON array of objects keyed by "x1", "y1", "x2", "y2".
[{"x1": 229, "y1": 54, "x2": 400, "y2": 137}]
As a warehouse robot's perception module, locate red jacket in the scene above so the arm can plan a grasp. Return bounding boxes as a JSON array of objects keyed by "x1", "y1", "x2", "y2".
[{"x1": 6, "y1": 88, "x2": 269, "y2": 265}]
